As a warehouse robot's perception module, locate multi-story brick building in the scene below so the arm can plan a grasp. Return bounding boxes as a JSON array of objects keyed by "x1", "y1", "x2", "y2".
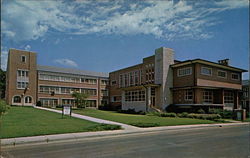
[
  {"x1": 6, "y1": 47, "x2": 247, "y2": 112},
  {"x1": 109, "y1": 47, "x2": 247, "y2": 112},
  {"x1": 6, "y1": 49, "x2": 109, "y2": 108}
]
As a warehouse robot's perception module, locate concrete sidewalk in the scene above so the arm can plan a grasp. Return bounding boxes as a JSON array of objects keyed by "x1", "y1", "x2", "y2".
[
  {"x1": 34, "y1": 106, "x2": 138, "y2": 130},
  {"x1": 2, "y1": 122, "x2": 248, "y2": 146}
]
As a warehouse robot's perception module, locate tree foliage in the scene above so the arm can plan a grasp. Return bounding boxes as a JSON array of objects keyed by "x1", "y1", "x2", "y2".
[
  {"x1": 0, "y1": 99, "x2": 9, "y2": 116},
  {"x1": 0, "y1": 69, "x2": 6, "y2": 99},
  {"x1": 71, "y1": 91, "x2": 89, "y2": 108}
]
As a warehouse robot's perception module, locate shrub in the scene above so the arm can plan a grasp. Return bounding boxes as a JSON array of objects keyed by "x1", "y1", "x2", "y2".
[
  {"x1": 118, "y1": 109, "x2": 145, "y2": 115},
  {"x1": 177, "y1": 112, "x2": 189, "y2": 118},
  {"x1": 0, "y1": 100, "x2": 9, "y2": 116},
  {"x1": 220, "y1": 110, "x2": 233, "y2": 119},
  {"x1": 146, "y1": 111, "x2": 161, "y2": 117},
  {"x1": 36, "y1": 101, "x2": 42, "y2": 107},
  {"x1": 160, "y1": 112, "x2": 177, "y2": 117},
  {"x1": 209, "y1": 108, "x2": 222, "y2": 114},
  {"x1": 130, "y1": 122, "x2": 160, "y2": 127},
  {"x1": 185, "y1": 113, "x2": 221, "y2": 120},
  {"x1": 196, "y1": 108, "x2": 206, "y2": 114}
]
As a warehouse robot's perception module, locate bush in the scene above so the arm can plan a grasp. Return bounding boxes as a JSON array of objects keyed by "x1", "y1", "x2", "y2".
[
  {"x1": 160, "y1": 112, "x2": 177, "y2": 117},
  {"x1": 186, "y1": 113, "x2": 221, "y2": 120},
  {"x1": 130, "y1": 122, "x2": 160, "y2": 127},
  {"x1": 146, "y1": 111, "x2": 161, "y2": 117},
  {"x1": 118, "y1": 109, "x2": 145, "y2": 115},
  {"x1": 196, "y1": 108, "x2": 206, "y2": 114},
  {"x1": 0, "y1": 100, "x2": 9, "y2": 116},
  {"x1": 177, "y1": 112, "x2": 189, "y2": 118},
  {"x1": 36, "y1": 101, "x2": 42, "y2": 107}
]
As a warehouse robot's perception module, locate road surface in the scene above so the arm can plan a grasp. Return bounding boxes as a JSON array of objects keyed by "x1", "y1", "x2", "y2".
[{"x1": 2, "y1": 124, "x2": 249, "y2": 158}]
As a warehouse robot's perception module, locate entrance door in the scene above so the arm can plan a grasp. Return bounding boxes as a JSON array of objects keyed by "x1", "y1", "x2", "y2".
[{"x1": 151, "y1": 87, "x2": 156, "y2": 107}]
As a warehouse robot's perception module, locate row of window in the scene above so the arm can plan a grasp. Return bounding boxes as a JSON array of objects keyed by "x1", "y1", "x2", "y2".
[
  {"x1": 13, "y1": 96, "x2": 32, "y2": 104},
  {"x1": 39, "y1": 86, "x2": 98, "y2": 96},
  {"x1": 39, "y1": 73, "x2": 108, "y2": 85},
  {"x1": 125, "y1": 90, "x2": 145, "y2": 102},
  {"x1": 17, "y1": 82, "x2": 29, "y2": 89},
  {"x1": 177, "y1": 67, "x2": 240, "y2": 80},
  {"x1": 119, "y1": 70, "x2": 142, "y2": 88},
  {"x1": 184, "y1": 89, "x2": 234, "y2": 104},
  {"x1": 39, "y1": 98, "x2": 97, "y2": 107}
]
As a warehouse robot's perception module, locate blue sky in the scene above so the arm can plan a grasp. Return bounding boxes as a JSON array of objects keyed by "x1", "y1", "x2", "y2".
[{"x1": 1, "y1": 0, "x2": 249, "y2": 79}]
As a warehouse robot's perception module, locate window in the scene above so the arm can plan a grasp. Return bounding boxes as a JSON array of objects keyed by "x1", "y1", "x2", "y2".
[
  {"x1": 201, "y1": 67, "x2": 212, "y2": 76},
  {"x1": 125, "y1": 90, "x2": 145, "y2": 102},
  {"x1": 203, "y1": 90, "x2": 213, "y2": 103},
  {"x1": 13, "y1": 96, "x2": 21, "y2": 103},
  {"x1": 111, "y1": 80, "x2": 117, "y2": 85},
  {"x1": 112, "y1": 96, "x2": 121, "y2": 102},
  {"x1": 119, "y1": 74, "x2": 123, "y2": 88},
  {"x1": 243, "y1": 87, "x2": 249, "y2": 98},
  {"x1": 178, "y1": 67, "x2": 192, "y2": 77},
  {"x1": 101, "y1": 80, "x2": 109, "y2": 85},
  {"x1": 62, "y1": 99, "x2": 75, "y2": 106},
  {"x1": 25, "y1": 96, "x2": 32, "y2": 103},
  {"x1": 17, "y1": 82, "x2": 28, "y2": 89},
  {"x1": 218, "y1": 70, "x2": 227, "y2": 78},
  {"x1": 185, "y1": 89, "x2": 193, "y2": 101},
  {"x1": 231, "y1": 73, "x2": 239, "y2": 80},
  {"x1": 17, "y1": 70, "x2": 28, "y2": 77},
  {"x1": 40, "y1": 98, "x2": 58, "y2": 107},
  {"x1": 101, "y1": 89, "x2": 108, "y2": 96},
  {"x1": 81, "y1": 88, "x2": 97, "y2": 96},
  {"x1": 21, "y1": 55, "x2": 26, "y2": 62},
  {"x1": 86, "y1": 100, "x2": 97, "y2": 107},
  {"x1": 39, "y1": 86, "x2": 60, "y2": 94},
  {"x1": 224, "y1": 91, "x2": 234, "y2": 104}
]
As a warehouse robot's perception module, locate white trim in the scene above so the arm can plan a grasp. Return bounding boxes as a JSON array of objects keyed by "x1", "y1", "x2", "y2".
[
  {"x1": 38, "y1": 84, "x2": 97, "y2": 89},
  {"x1": 24, "y1": 96, "x2": 33, "y2": 105},
  {"x1": 201, "y1": 67, "x2": 212, "y2": 76},
  {"x1": 12, "y1": 95, "x2": 22, "y2": 105}
]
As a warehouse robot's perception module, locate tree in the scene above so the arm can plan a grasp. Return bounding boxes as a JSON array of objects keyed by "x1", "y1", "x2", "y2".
[
  {"x1": 72, "y1": 91, "x2": 89, "y2": 108},
  {"x1": 0, "y1": 69, "x2": 6, "y2": 99},
  {"x1": 0, "y1": 99, "x2": 9, "y2": 116}
]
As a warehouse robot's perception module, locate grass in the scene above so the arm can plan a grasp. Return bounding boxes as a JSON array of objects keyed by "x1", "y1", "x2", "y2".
[
  {"x1": 0, "y1": 106, "x2": 121, "y2": 139},
  {"x1": 73, "y1": 109, "x2": 217, "y2": 127}
]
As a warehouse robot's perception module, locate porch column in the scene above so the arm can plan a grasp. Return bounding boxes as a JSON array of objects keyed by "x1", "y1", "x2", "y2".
[{"x1": 148, "y1": 86, "x2": 151, "y2": 108}]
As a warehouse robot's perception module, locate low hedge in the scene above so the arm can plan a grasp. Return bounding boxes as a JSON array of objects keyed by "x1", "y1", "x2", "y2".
[
  {"x1": 184, "y1": 113, "x2": 221, "y2": 120},
  {"x1": 160, "y1": 112, "x2": 177, "y2": 117}
]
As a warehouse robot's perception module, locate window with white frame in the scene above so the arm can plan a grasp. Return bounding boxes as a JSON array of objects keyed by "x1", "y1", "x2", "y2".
[
  {"x1": 40, "y1": 98, "x2": 58, "y2": 107},
  {"x1": 13, "y1": 96, "x2": 21, "y2": 103},
  {"x1": 62, "y1": 99, "x2": 75, "y2": 105},
  {"x1": 17, "y1": 82, "x2": 28, "y2": 89},
  {"x1": 25, "y1": 96, "x2": 32, "y2": 103},
  {"x1": 101, "y1": 89, "x2": 108, "y2": 96},
  {"x1": 101, "y1": 80, "x2": 109, "y2": 85},
  {"x1": 17, "y1": 70, "x2": 29, "y2": 77},
  {"x1": 178, "y1": 67, "x2": 192, "y2": 77},
  {"x1": 201, "y1": 67, "x2": 212, "y2": 76},
  {"x1": 185, "y1": 89, "x2": 193, "y2": 101},
  {"x1": 125, "y1": 90, "x2": 145, "y2": 102},
  {"x1": 218, "y1": 70, "x2": 227, "y2": 78},
  {"x1": 224, "y1": 91, "x2": 234, "y2": 104},
  {"x1": 231, "y1": 73, "x2": 239, "y2": 80},
  {"x1": 203, "y1": 90, "x2": 213, "y2": 103},
  {"x1": 86, "y1": 100, "x2": 97, "y2": 107}
]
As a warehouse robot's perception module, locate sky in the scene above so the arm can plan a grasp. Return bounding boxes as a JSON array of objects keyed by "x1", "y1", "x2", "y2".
[{"x1": 1, "y1": 0, "x2": 249, "y2": 79}]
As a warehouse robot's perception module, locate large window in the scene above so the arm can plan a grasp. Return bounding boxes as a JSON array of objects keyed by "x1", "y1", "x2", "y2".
[
  {"x1": 13, "y1": 96, "x2": 21, "y2": 103},
  {"x1": 39, "y1": 86, "x2": 60, "y2": 94},
  {"x1": 119, "y1": 70, "x2": 142, "y2": 88},
  {"x1": 224, "y1": 91, "x2": 234, "y2": 104},
  {"x1": 17, "y1": 70, "x2": 29, "y2": 77},
  {"x1": 218, "y1": 70, "x2": 227, "y2": 78},
  {"x1": 203, "y1": 90, "x2": 213, "y2": 103},
  {"x1": 231, "y1": 73, "x2": 239, "y2": 80},
  {"x1": 185, "y1": 89, "x2": 193, "y2": 101},
  {"x1": 86, "y1": 100, "x2": 97, "y2": 107},
  {"x1": 178, "y1": 67, "x2": 192, "y2": 77},
  {"x1": 81, "y1": 88, "x2": 97, "y2": 96},
  {"x1": 125, "y1": 90, "x2": 145, "y2": 102},
  {"x1": 101, "y1": 80, "x2": 109, "y2": 85},
  {"x1": 62, "y1": 99, "x2": 75, "y2": 106},
  {"x1": 101, "y1": 89, "x2": 108, "y2": 96},
  {"x1": 111, "y1": 96, "x2": 121, "y2": 102},
  {"x1": 25, "y1": 96, "x2": 32, "y2": 103},
  {"x1": 17, "y1": 82, "x2": 28, "y2": 89},
  {"x1": 39, "y1": 73, "x2": 80, "y2": 83},
  {"x1": 201, "y1": 67, "x2": 212, "y2": 76},
  {"x1": 40, "y1": 98, "x2": 58, "y2": 107},
  {"x1": 82, "y1": 78, "x2": 97, "y2": 84}
]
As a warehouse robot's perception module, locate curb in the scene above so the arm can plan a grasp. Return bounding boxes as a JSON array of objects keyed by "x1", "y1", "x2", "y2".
[{"x1": 1, "y1": 122, "x2": 248, "y2": 147}]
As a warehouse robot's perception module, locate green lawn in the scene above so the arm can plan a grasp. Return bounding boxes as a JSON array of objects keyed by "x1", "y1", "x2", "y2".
[
  {"x1": 73, "y1": 109, "x2": 217, "y2": 127},
  {"x1": 0, "y1": 107, "x2": 120, "y2": 139}
]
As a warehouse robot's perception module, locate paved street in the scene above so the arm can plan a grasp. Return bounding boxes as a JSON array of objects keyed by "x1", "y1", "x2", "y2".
[{"x1": 2, "y1": 125, "x2": 249, "y2": 158}]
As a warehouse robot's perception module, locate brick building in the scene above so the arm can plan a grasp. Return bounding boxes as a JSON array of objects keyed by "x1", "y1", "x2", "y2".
[
  {"x1": 109, "y1": 47, "x2": 247, "y2": 112},
  {"x1": 6, "y1": 47, "x2": 247, "y2": 112},
  {"x1": 241, "y1": 80, "x2": 249, "y2": 112},
  {"x1": 6, "y1": 49, "x2": 109, "y2": 108}
]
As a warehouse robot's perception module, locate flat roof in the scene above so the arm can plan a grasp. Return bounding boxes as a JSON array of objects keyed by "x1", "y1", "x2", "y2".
[
  {"x1": 171, "y1": 58, "x2": 247, "y2": 72},
  {"x1": 37, "y1": 65, "x2": 109, "y2": 78}
]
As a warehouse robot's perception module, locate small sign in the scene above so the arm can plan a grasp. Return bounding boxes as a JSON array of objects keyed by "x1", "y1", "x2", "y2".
[{"x1": 62, "y1": 105, "x2": 72, "y2": 117}]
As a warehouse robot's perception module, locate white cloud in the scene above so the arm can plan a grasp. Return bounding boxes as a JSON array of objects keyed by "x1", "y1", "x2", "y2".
[
  {"x1": 24, "y1": 45, "x2": 31, "y2": 51},
  {"x1": 54, "y1": 58, "x2": 78, "y2": 67},
  {"x1": 2, "y1": 0, "x2": 248, "y2": 42}
]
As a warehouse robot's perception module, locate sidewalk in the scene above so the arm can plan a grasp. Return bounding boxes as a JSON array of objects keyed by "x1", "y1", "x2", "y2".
[
  {"x1": 2, "y1": 122, "x2": 248, "y2": 146},
  {"x1": 34, "y1": 106, "x2": 139, "y2": 130}
]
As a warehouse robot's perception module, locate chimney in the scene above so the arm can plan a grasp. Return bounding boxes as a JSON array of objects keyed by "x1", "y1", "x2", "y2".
[{"x1": 218, "y1": 59, "x2": 229, "y2": 66}]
